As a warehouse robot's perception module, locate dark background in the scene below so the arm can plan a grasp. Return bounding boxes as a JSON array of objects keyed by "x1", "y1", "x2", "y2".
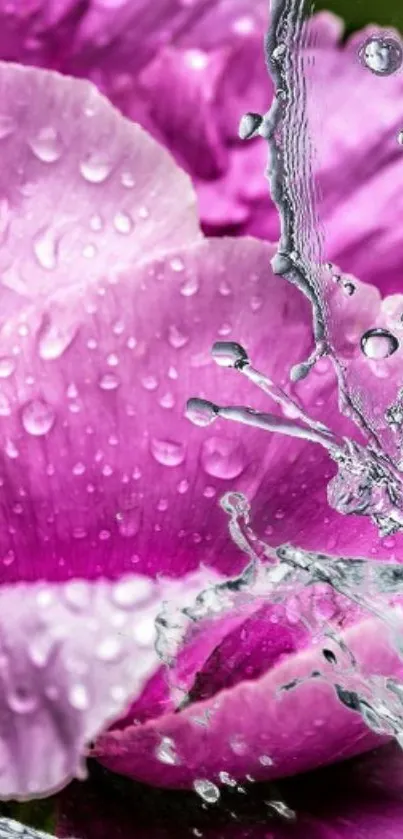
[{"x1": 317, "y1": 0, "x2": 403, "y2": 30}]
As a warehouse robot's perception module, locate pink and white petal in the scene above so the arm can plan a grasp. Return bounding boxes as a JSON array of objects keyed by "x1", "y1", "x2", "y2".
[
  {"x1": 94, "y1": 612, "x2": 403, "y2": 787},
  {"x1": 0, "y1": 567, "x2": 218, "y2": 800},
  {"x1": 0, "y1": 61, "x2": 200, "y2": 306},
  {"x1": 0, "y1": 235, "x2": 391, "y2": 585}
]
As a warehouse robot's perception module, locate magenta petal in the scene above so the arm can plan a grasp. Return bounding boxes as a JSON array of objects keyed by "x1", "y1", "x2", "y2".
[
  {"x1": 94, "y1": 613, "x2": 402, "y2": 787},
  {"x1": 0, "y1": 568, "x2": 217, "y2": 799},
  {"x1": 0, "y1": 61, "x2": 200, "y2": 303}
]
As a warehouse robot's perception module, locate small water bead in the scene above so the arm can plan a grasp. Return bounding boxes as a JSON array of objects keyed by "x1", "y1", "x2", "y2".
[
  {"x1": 360, "y1": 327, "x2": 399, "y2": 359},
  {"x1": 211, "y1": 341, "x2": 249, "y2": 369},
  {"x1": 219, "y1": 771, "x2": 237, "y2": 787},
  {"x1": 80, "y1": 152, "x2": 112, "y2": 183},
  {"x1": 238, "y1": 112, "x2": 263, "y2": 140},
  {"x1": 99, "y1": 372, "x2": 120, "y2": 391},
  {"x1": 155, "y1": 736, "x2": 179, "y2": 765},
  {"x1": 0, "y1": 394, "x2": 11, "y2": 417},
  {"x1": 259, "y1": 754, "x2": 273, "y2": 766},
  {"x1": 150, "y1": 438, "x2": 185, "y2": 467},
  {"x1": 141, "y1": 374, "x2": 158, "y2": 391},
  {"x1": 193, "y1": 779, "x2": 220, "y2": 804},
  {"x1": 113, "y1": 211, "x2": 133, "y2": 234},
  {"x1": 121, "y1": 171, "x2": 135, "y2": 188},
  {"x1": 170, "y1": 256, "x2": 185, "y2": 272},
  {"x1": 21, "y1": 398, "x2": 55, "y2": 436},
  {"x1": 89, "y1": 214, "x2": 103, "y2": 232},
  {"x1": 96, "y1": 636, "x2": 123, "y2": 662},
  {"x1": 398, "y1": 130, "x2": 403, "y2": 145},
  {"x1": 342, "y1": 281, "x2": 355, "y2": 297},
  {"x1": 33, "y1": 227, "x2": 59, "y2": 270},
  {"x1": 186, "y1": 398, "x2": 218, "y2": 427},
  {"x1": 159, "y1": 392, "x2": 175, "y2": 409},
  {"x1": 68, "y1": 683, "x2": 90, "y2": 711},
  {"x1": 112, "y1": 576, "x2": 153, "y2": 608},
  {"x1": 38, "y1": 318, "x2": 78, "y2": 361},
  {"x1": 8, "y1": 685, "x2": 38, "y2": 715},
  {"x1": 82, "y1": 243, "x2": 97, "y2": 259},
  {"x1": 28, "y1": 126, "x2": 62, "y2": 163},
  {"x1": 168, "y1": 324, "x2": 189, "y2": 349},
  {"x1": 177, "y1": 478, "x2": 189, "y2": 494},
  {"x1": 359, "y1": 35, "x2": 403, "y2": 76},
  {"x1": 0, "y1": 115, "x2": 15, "y2": 140},
  {"x1": 201, "y1": 436, "x2": 246, "y2": 479}
]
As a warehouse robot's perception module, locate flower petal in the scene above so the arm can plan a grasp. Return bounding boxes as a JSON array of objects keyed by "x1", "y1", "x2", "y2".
[
  {"x1": 94, "y1": 612, "x2": 402, "y2": 787},
  {"x1": 0, "y1": 60, "x2": 199, "y2": 306},
  {"x1": 0, "y1": 232, "x2": 388, "y2": 585},
  {"x1": 0, "y1": 568, "x2": 217, "y2": 800}
]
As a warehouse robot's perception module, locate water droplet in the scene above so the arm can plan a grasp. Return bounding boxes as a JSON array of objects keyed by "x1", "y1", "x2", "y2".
[
  {"x1": 361, "y1": 327, "x2": 399, "y2": 359},
  {"x1": 68, "y1": 683, "x2": 89, "y2": 711},
  {"x1": 112, "y1": 576, "x2": 153, "y2": 607},
  {"x1": 80, "y1": 152, "x2": 111, "y2": 183},
  {"x1": 138, "y1": 206, "x2": 149, "y2": 220},
  {"x1": 0, "y1": 394, "x2": 11, "y2": 417},
  {"x1": 83, "y1": 243, "x2": 97, "y2": 259},
  {"x1": 193, "y1": 779, "x2": 220, "y2": 804},
  {"x1": 177, "y1": 478, "x2": 189, "y2": 494},
  {"x1": 259, "y1": 754, "x2": 274, "y2": 767},
  {"x1": 0, "y1": 357, "x2": 15, "y2": 378},
  {"x1": 398, "y1": 130, "x2": 403, "y2": 145},
  {"x1": 28, "y1": 126, "x2": 62, "y2": 163},
  {"x1": 99, "y1": 372, "x2": 120, "y2": 391},
  {"x1": 219, "y1": 771, "x2": 237, "y2": 787},
  {"x1": 106, "y1": 353, "x2": 119, "y2": 367},
  {"x1": 159, "y1": 392, "x2": 175, "y2": 409},
  {"x1": 150, "y1": 438, "x2": 185, "y2": 467},
  {"x1": 360, "y1": 35, "x2": 403, "y2": 75},
  {"x1": 238, "y1": 112, "x2": 263, "y2": 140},
  {"x1": 186, "y1": 398, "x2": 218, "y2": 427},
  {"x1": 168, "y1": 324, "x2": 189, "y2": 349},
  {"x1": 116, "y1": 508, "x2": 141, "y2": 538},
  {"x1": 201, "y1": 437, "x2": 246, "y2": 479},
  {"x1": 212, "y1": 341, "x2": 249, "y2": 369},
  {"x1": 170, "y1": 256, "x2": 185, "y2": 272},
  {"x1": 156, "y1": 736, "x2": 179, "y2": 765},
  {"x1": 89, "y1": 214, "x2": 103, "y2": 231},
  {"x1": 121, "y1": 171, "x2": 135, "y2": 188},
  {"x1": 96, "y1": 636, "x2": 123, "y2": 662},
  {"x1": 342, "y1": 281, "x2": 355, "y2": 297},
  {"x1": 113, "y1": 211, "x2": 133, "y2": 234},
  {"x1": 141, "y1": 374, "x2": 158, "y2": 391},
  {"x1": 180, "y1": 275, "x2": 199, "y2": 297},
  {"x1": 272, "y1": 42, "x2": 286, "y2": 61},
  {"x1": 33, "y1": 227, "x2": 58, "y2": 270},
  {"x1": 28, "y1": 633, "x2": 53, "y2": 668},
  {"x1": 5, "y1": 439, "x2": 18, "y2": 458},
  {"x1": 8, "y1": 686, "x2": 38, "y2": 714},
  {"x1": 0, "y1": 115, "x2": 15, "y2": 140},
  {"x1": 21, "y1": 398, "x2": 55, "y2": 436}
]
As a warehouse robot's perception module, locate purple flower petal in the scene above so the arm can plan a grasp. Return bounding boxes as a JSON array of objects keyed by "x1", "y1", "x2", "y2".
[
  {"x1": 94, "y1": 610, "x2": 402, "y2": 787},
  {"x1": 0, "y1": 569, "x2": 218, "y2": 799}
]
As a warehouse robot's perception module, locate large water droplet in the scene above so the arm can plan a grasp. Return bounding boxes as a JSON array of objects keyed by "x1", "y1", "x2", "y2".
[
  {"x1": 80, "y1": 152, "x2": 111, "y2": 183},
  {"x1": 150, "y1": 438, "x2": 185, "y2": 467},
  {"x1": 361, "y1": 327, "x2": 399, "y2": 359},
  {"x1": 29, "y1": 126, "x2": 62, "y2": 163},
  {"x1": 238, "y1": 112, "x2": 263, "y2": 140},
  {"x1": 68, "y1": 683, "x2": 90, "y2": 711},
  {"x1": 212, "y1": 341, "x2": 249, "y2": 368},
  {"x1": 99, "y1": 372, "x2": 120, "y2": 391},
  {"x1": 33, "y1": 227, "x2": 59, "y2": 270},
  {"x1": 186, "y1": 398, "x2": 218, "y2": 427},
  {"x1": 156, "y1": 736, "x2": 180, "y2": 765},
  {"x1": 201, "y1": 437, "x2": 246, "y2": 479},
  {"x1": 21, "y1": 398, "x2": 55, "y2": 436},
  {"x1": 193, "y1": 779, "x2": 220, "y2": 804},
  {"x1": 38, "y1": 318, "x2": 78, "y2": 360},
  {"x1": 112, "y1": 576, "x2": 153, "y2": 608},
  {"x1": 359, "y1": 35, "x2": 403, "y2": 75},
  {"x1": 0, "y1": 357, "x2": 15, "y2": 378}
]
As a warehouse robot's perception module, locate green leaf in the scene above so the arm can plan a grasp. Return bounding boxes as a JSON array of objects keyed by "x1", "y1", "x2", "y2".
[{"x1": 315, "y1": 0, "x2": 403, "y2": 31}]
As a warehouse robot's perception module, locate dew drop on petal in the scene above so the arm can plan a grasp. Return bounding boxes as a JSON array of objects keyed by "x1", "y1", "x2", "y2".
[
  {"x1": 96, "y1": 636, "x2": 123, "y2": 662},
  {"x1": 193, "y1": 779, "x2": 220, "y2": 804},
  {"x1": 21, "y1": 398, "x2": 55, "y2": 436},
  {"x1": 150, "y1": 438, "x2": 185, "y2": 467},
  {"x1": 360, "y1": 327, "x2": 399, "y2": 359},
  {"x1": 0, "y1": 357, "x2": 15, "y2": 378},
  {"x1": 33, "y1": 228, "x2": 59, "y2": 270},
  {"x1": 28, "y1": 126, "x2": 62, "y2": 163},
  {"x1": 80, "y1": 152, "x2": 111, "y2": 183},
  {"x1": 201, "y1": 437, "x2": 246, "y2": 479},
  {"x1": 112, "y1": 576, "x2": 153, "y2": 608},
  {"x1": 38, "y1": 318, "x2": 78, "y2": 360},
  {"x1": 359, "y1": 35, "x2": 403, "y2": 75},
  {"x1": 113, "y1": 211, "x2": 133, "y2": 234},
  {"x1": 99, "y1": 372, "x2": 120, "y2": 391},
  {"x1": 68, "y1": 683, "x2": 90, "y2": 711},
  {"x1": 155, "y1": 736, "x2": 180, "y2": 765}
]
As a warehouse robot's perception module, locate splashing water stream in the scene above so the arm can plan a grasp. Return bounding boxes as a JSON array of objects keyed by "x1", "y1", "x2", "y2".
[{"x1": 180, "y1": 0, "x2": 403, "y2": 760}]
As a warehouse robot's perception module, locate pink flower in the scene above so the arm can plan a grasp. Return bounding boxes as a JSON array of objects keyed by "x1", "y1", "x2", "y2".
[{"x1": 0, "y1": 5, "x2": 403, "y2": 839}]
